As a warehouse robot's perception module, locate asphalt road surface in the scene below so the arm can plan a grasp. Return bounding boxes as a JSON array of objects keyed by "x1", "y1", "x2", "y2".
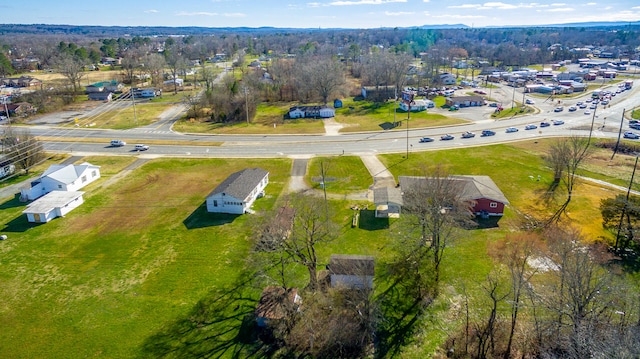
[{"x1": 25, "y1": 79, "x2": 640, "y2": 158}]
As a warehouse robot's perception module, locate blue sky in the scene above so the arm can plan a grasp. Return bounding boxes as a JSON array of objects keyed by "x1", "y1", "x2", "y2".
[{"x1": 4, "y1": 0, "x2": 640, "y2": 28}]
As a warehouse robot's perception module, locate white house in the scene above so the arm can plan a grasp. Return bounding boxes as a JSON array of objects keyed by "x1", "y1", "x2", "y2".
[
  {"x1": 288, "y1": 106, "x2": 335, "y2": 119},
  {"x1": 399, "y1": 99, "x2": 433, "y2": 112},
  {"x1": 163, "y1": 78, "x2": 184, "y2": 86},
  {"x1": 329, "y1": 254, "x2": 375, "y2": 290},
  {"x1": 23, "y1": 191, "x2": 85, "y2": 223},
  {"x1": 20, "y1": 162, "x2": 101, "y2": 201},
  {"x1": 206, "y1": 168, "x2": 269, "y2": 214},
  {"x1": 439, "y1": 73, "x2": 457, "y2": 85}
]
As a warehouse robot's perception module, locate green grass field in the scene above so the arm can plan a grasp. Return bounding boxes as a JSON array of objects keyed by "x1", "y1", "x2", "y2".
[{"x1": 0, "y1": 141, "x2": 635, "y2": 358}]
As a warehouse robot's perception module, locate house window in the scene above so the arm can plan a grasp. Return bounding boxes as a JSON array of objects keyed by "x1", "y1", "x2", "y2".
[
  {"x1": 92, "y1": 170, "x2": 97, "y2": 177},
  {"x1": 58, "y1": 185, "x2": 62, "y2": 189},
  {"x1": 81, "y1": 175, "x2": 87, "y2": 183},
  {"x1": 213, "y1": 200, "x2": 218, "y2": 207},
  {"x1": 490, "y1": 202, "x2": 498, "y2": 208}
]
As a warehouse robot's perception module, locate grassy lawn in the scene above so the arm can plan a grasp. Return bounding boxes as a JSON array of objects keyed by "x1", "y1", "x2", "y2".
[
  {"x1": 0, "y1": 157, "x2": 294, "y2": 358},
  {"x1": 65, "y1": 102, "x2": 176, "y2": 129},
  {"x1": 335, "y1": 98, "x2": 467, "y2": 133},
  {"x1": 0, "y1": 140, "x2": 635, "y2": 358},
  {"x1": 306, "y1": 156, "x2": 373, "y2": 194},
  {"x1": 173, "y1": 102, "x2": 326, "y2": 134},
  {"x1": 490, "y1": 104, "x2": 536, "y2": 119}
]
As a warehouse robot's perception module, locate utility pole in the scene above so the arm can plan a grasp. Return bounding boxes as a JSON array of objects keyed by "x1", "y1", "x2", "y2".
[
  {"x1": 611, "y1": 109, "x2": 626, "y2": 160},
  {"x1": 401, "y1": 89, "x2": 415, "y2": 159},
  {"x1": 131, "y1": 88, "x2": 137, "y2": 125},
  {"x1": 587, "y1": 105, "x2": 597, "y2": 145},
  {"x1": 244, "y1": 85, "x2": 249, "y2": 124},
  {"x1": 614, "y1": 155, "x2": 638, "y2": 252}
]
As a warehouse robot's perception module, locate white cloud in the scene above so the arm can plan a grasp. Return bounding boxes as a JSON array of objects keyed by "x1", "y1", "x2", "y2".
[
  {"x1": 385, "y1": 11, "x2": 415, "y2": 16},
  {"x1": 585, "y1": 2, "x2": 597, "y2": 5},
  {"x1": 448, "y1": 4, "x2": 481, "y2": 9},
  {"x1": 482, "y1": 2, "x2": 518, "y2": 10},
  {"x1": 544, "y1": 7, "x2": 574, "y2": 12},
  {"x1": 224, "y1": 13, "x2": 246, "y2": 17},
  {"x1": 327, "y1": 0, "x2": 407, "y2": 6},
  {"x1": 144, "y1": 9, "x2": 158, "y2": 14},
  {"x1": 432, "y1": 14, "x2": 486, "y2": 19},
  {"x1": 423, "y1": 0, "x2": 429, "y2": 2},
  {"x1": 175, "y1": 11, "x2": 218, "y2": 16}
]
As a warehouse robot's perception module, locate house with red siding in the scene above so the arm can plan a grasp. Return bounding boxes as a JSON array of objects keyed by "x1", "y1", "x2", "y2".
[{"x1": 398, "y1": 175, "x2": 509, "y2": 218}]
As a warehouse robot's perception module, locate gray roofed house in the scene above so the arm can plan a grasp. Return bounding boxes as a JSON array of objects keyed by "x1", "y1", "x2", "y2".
[
  {"x1": 206, "y1": 168, "x2": 269, "y2": 214},
  {"x1": 399, "y1": 175, "x2": 509, "y2": 217},
  {"x1": 328, "y1": 254, "x2": 375, "y2": 289}
]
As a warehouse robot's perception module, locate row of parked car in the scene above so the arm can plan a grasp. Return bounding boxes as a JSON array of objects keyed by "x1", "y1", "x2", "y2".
[{"x1": 418, "y1": 120, "x2": 565, "y2": 143}]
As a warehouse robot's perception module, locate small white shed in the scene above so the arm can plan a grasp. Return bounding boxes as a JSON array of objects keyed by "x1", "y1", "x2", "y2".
[{"x1": 23, "y1": 191, "x2": 85, "y2": 223}]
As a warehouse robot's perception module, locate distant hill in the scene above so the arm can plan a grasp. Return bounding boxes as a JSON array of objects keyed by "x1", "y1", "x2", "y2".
[
  {"x1": 0, "y1": 21, "x2": 637, "y2": 37},
  {"x1": 484, "y1": 20, "x2": 640, "y2": 29}
]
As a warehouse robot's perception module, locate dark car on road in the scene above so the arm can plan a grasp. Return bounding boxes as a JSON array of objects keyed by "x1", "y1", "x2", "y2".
[
  {"x1": 540, "y1": 121, "x2": 551, "y2": 127},
  {"x1": 419, "y1": 137, "x2": 434, "y2": 143},
  {"x1": 461, "y1": 131, "x2": 476, "y2": 138},
  {"x1": 440, "y1": 134, "x2": 455, "y2": 141},
  {"x1": 481, "y1": 130, "x2": 496, "y2": 136}
]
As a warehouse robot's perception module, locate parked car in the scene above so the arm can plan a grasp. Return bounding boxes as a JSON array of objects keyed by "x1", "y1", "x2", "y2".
[
  {"x1": 584, "y1": 109, "x2": 591, "y2": 115},
  {"x1": 440, "y1": 134, "x2": 455, "y2": 141},
  {"x1": 552, "y1": 119, "x2": 565, "y2": 125},
  {"x1": 461, "y1": 131, "x2": 476, "y2": 138},
  {"x1": 554, "y1": 107, "x2": 564, "y2": 112},
  {"x1": 474, "y1": 90, "x2": 487, "y2": 95},
  {"x1": 505, "y1": 127, "x2": 519, "y2": 133},
  {"x1": 419, "y1": 137, "x2": 434, "y2": 143},
  {"x1": 540, "y1": 121, "x2": 551, "y2": 127},
  {"x1": 110, "y1": 140, "x2": 126, "y2": 147},
  {"x1": 629, "y1": 123, "x2": 640, "y2": 130},
  {"x1": 589, "y1": 104, "x2": 597, "y2": 109},
  {"x1": 525, "y1": 99, "x2": 535, "y2": 105},
  {"x1": 449, "y1": 106, "x2": 459, "y2": 111},
  {"x1": 489, "y1": 103, "x2": 498, "y2": 107},
  {"x1": 481, "y1": 130, "x2": 496, "y2": 136},
  {"x1": 624, "y1": 131, "x2": 640, "y2": 139},
  {"x1": 568, "y1": 106, "x2": 577, "y2": 112},
  {"x1": 576, "y1": 101, "x2": 583, "y2": 106},
  {"x1": 135, "y1": 144, "x2": 150, "y2": 151},
  {"x1": 579, "y1": 103, "x2": 587, "y2": 109},
  {"x1": 525, "y1": 124, "x2": 538, "y2": 130}
]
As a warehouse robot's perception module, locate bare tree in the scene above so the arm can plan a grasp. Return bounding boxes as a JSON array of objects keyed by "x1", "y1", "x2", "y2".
[
  {"x1": 164, "y1": 46, "x2": 188, "y2": 94},
  {"x1": 395, "y1": 167, "x2": 474, "y2": 299},
  {"x1": 285, "y1": 288, "x2": 375, "y2": 358},
  {"x1": 491, "y1": 234, "x2": 538, "y2": 359},
  {"x1": 141, "y1": 53, "x2": 166, "y2": 88},
  {"x1": 120, "y1": 51, "x2": 141, "y2": 85},
  {"x1": 3, "y1": 128, "x2": 45, "y2": 175},
  {"x1": 255, "y1": 193, "x2": 337, "y2": 292},
  {"x1": 53, "y1": 53, "x2": 86, "y2": 95},
  {"x1": 296, "y1": 55, "x2": 346, "y2": 105},
  {"x1": 545, "y1": 136, "x2": 592, "y2": 223},
  {"x1": 532, "y1": 227, "x2": 617, "y2": 358}
]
